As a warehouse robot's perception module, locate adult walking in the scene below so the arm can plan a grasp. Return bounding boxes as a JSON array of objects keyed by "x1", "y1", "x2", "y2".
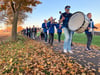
[
  {"x1": 47, "y1": 17, "x2": 56, "y2": 46},
  {"x1": 34, "y1": 27, "x2": 37, "y2": 39},
  {"x1": 56, "y1": 23, "x2": 62, "y2": 43},
  {"x1": 85, "y1": 13, "x2": 98, "y2": 50},
  {"x1": 42, "y1": 19, "x2": 48, "y2": 43},
  {"x1": 59, "y1": 5, "x2": 73, "y2": 53},
  {"x1": 32, "y1": 25, "x2": 36, "y2": 39}
]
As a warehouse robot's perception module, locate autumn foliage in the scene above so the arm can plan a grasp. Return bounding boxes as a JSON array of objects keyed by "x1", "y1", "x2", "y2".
[
  {"x1": 94, "y1": 24, "x2": 100, "y2": 31},
  {"x1": 0, "y1": 35, "x2": 96, "y2": 75},
  {"x1": 0, "y1": 0, "x2": 41, "y2": 41}
]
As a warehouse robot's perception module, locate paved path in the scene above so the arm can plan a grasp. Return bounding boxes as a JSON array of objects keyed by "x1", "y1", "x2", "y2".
[{"x1": 51, "y1": 41, "x2": 100, "y2": 75}]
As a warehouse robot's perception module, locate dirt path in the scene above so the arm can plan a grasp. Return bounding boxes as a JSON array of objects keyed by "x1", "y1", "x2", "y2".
[
  {"x1": 39, "y1": 39, "x2": 100, "y2": 75},
  {"x1": 51, "y1": 41, "x2": 100, "y2": 75}
]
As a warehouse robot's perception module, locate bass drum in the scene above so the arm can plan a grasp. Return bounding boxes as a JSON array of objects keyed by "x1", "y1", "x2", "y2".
[{"x1": 68, "y1": 12, "x2": 89, "y2": 33}]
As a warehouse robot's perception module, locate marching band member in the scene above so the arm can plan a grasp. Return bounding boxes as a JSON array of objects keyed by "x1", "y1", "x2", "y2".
[
  {"x1": 56, "y1": 23, "x2": 62, "y2": 43},
  {"x1": 59, "y1": 5, "x2": 73, "y2": 53},
  {"x1": 47, "y1": 17, "x2": 57, "y2": 46},
  {"x1": 85, "y1": 13, "x2": 98, "y2": 50},
  {"x1": 42, "y1": 19, "x2": 48, "y2": 43}
]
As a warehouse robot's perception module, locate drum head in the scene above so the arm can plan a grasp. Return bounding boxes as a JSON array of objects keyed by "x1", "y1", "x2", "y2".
[{"x1": 68, "y1": 12, "x2": 85, "y2": 31}]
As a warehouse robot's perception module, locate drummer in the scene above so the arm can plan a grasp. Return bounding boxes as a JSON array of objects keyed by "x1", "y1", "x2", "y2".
[
  {"x1": 85, "y1": 13, "x2": 98, "y2": 50},
  {"x1": 59, "y1": 5, "x2": 73, "y2": 53}
]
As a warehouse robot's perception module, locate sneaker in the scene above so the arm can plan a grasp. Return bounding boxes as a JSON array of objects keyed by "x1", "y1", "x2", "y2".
[
  {"x1": 71, "y1": 43, "x2": 74, "y2": 47},
  {"x1": 86, "y1": 48, "x2": 91, "y2": 51},
  {"x1": 88, "y1": 48, "x2": 92, "y2": 50},
  {"x1": 45, "y1": 42, "x2": 48, "y2": 43},
  {"x1": 86, "y1": 48, "x2": 89, "y2": 51},
  {"x1": 85, "y1": 48, "x2": 91, "y2": 51},
  {"x1": 63, "y1": 49, "x2": 68, "y2": 53},
  {"x1": 68, "y1": 50, "x2": 73, "y2": 54}
]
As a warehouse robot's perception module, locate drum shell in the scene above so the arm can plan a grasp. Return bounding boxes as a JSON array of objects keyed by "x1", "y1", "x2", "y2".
[
  {"x1": 76, "y1": 17, "x2": 89, "y2": 33},
  {"x1": 68, "y1": 12, "x2": 89, "y2": 33}
]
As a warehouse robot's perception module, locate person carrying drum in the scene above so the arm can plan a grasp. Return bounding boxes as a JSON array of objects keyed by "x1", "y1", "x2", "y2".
[
  {"x1": 85, "y1": 13, "x2": 98, "y2": 50},
  {"x1": 42, "y1": 19, "x2": 48, "y2": 43},
  {"x1": 59, "y1": 5, "x2": 73, "y2": 53}
]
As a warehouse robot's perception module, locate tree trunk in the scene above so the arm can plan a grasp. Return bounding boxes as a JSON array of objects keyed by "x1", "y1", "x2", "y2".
[{"x1": 11, "y1": 12, "x2": 19, "y2": 41}]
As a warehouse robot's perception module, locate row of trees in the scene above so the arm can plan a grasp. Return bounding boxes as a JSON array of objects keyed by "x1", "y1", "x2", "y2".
[{"x1": 0, "y1": 0, "x2": 41, "y2": 41}]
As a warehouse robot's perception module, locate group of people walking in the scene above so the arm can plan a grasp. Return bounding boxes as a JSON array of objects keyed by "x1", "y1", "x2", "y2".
[
  {"x1": 22, "y1": 5, "x2": 98, "y2": 54},
  {"x1": 42, "y1": 5, "x2": 98, "y2": 54},
  {"x1": 41, "y1": 6, "x2": 73, "y2": 53},
  {"x1": 22, "y1": 26, "x2": 45, "y2": 40},
  {"x1": 42, "y1": 17, "x2": 63, "y2": 46}
]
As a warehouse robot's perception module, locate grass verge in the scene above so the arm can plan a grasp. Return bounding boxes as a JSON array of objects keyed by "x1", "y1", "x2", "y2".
[{"x1": 54, "y1": 33, "x2": 100, "y2": 47}]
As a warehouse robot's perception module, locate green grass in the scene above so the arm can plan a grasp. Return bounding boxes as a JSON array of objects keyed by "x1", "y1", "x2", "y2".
[{"x1": 54, "y1": 33, "x2": 100, "y2": 47}]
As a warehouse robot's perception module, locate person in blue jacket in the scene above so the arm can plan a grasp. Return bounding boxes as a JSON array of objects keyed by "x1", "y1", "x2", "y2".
[
  {"x1": 56, "y1": 23, "x2": 62, "y2": 43},
  {"x1": 42, "y1": 19, "x2": 48, "y2": 43},
  {"x1": 59, "y1": 5, "x2": 73, "y2": 53},
  {"x1": 47, "y1": 17, "x2": 56, "y2": 46},
  {"x1": 85, "y1": 13, "x2": 97, "y2": 50}
]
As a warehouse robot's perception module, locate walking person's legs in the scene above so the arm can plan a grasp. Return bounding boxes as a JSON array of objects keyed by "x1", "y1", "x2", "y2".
[
  {"x1": 63, "y1": 28, "x2": 69, "y2": 53},
  {"x1": 29, "y1": 32, "x2": 31, "y2": 38},
  {"x1": 67, "y1": 31, "x2": 73, "y2": 53},
  {"x1": 32, "y1": 32, "x2": 35, "y2": 39},
  {"x1": 39, "y1": 34, "x2": 41, "y2": 40},
  {"x1": 63, "y1": 28, "x2": 73, "y2": 53},
  {"x1": 71, "y1": 32, "x2": 74, "y2": 46},
  {"x1": 86, "y1": 33, "x2": 93, "y2": 50},
  {"x1": 44, "y1": 32, "x2": 48, "y2": 42},
  {"x1": 28, "y1": 33, "x2": 29, "y2": 38},
  {"x1": 60, "y1": 32, "x2": 62, "y2": 42},
  {"x1": 49, "y1": 33, "x2": 51, "y2": 44},
  {"x1": 27, "y1": 33, "x2": 28, "y2": 37},
  {"x1": 58, "y1": 32, "x2": 61, "y2": 42},
  {"x1": 89, "y1": 34, "x2": 93, "y2": 48},
  {"x1": 30, "y1": 31, "x2": 32, "y2": 39},
  {"x1": 34, "y1": 32, "x2": 36, "y2": 39},
  {"x1": 51, "y1": 33, "x2": 54, "y2": 46}
]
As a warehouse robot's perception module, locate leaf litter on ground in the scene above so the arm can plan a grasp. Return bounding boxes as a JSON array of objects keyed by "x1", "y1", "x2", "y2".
[{"x1": 0, "y1": 35, "x2": 97, "y2": 75}]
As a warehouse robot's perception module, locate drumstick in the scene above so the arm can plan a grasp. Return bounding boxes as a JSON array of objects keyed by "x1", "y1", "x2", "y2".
[
  {"x1": 59, "y1": 11, "x2": 64, "y2": 17},
  {"x1": 59, "y1": 11, "x2": 62, "y2": 15},
  {"x1": 59, "y1": 11, "x2": 64, "y2": 24}
]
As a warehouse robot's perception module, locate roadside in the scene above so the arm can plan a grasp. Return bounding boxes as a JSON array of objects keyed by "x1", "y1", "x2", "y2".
[
  {"x1": 52, "y1": 40, "x2": 100, "y2": 75},
  {"x1": 0, "y1": 35, "x2": 97, "y2": 75}
]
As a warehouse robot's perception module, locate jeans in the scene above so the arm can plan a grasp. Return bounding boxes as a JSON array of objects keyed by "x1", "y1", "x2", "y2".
[
  {"x1": 27, "y1": 32, "x2": 30, "y2": 37},
  {"x1": 86, "y1": 33, "x2": 93, "y2": 49},
  {"x1": 32, "y1": 32, "x2": 35, "y2": 39},
  {"x1": 34, "y1": 32, "x2": 37, "y2": 38},
  {"x1": 44, "y1": 32, "x2": 48, "y2": 42},
  {"x1": 58, "y1": 32, "x2": 62, "y2": 42},
  {"x1": 49, "y1": 33, "x2": 54, "y2": 46},
  {"x1": 71, "y1": 32, "x2": 74, "y2": 46},
  {"x1": 63, "y1": 27, "x2": 73, "y2": 51}
]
